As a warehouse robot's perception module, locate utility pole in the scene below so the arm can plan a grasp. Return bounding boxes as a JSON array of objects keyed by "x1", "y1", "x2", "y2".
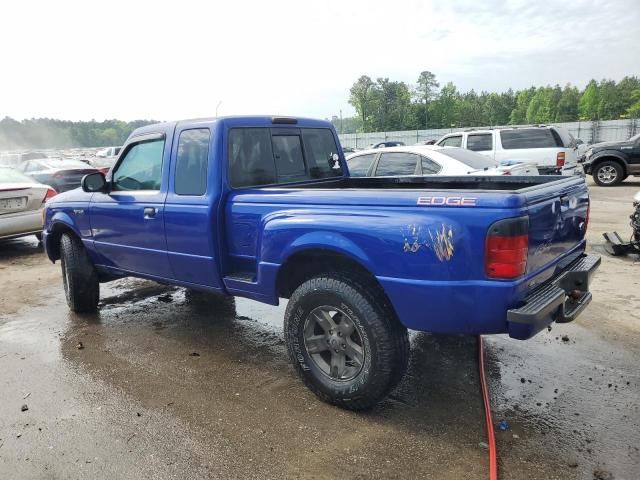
[{"x1": 216, "y1": 100, "x2": 222, "y2": 117}]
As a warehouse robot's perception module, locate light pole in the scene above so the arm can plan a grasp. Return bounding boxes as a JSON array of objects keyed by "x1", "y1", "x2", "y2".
[{"x1": 216, "y1": 100, "x2": 222, "y2": 117}]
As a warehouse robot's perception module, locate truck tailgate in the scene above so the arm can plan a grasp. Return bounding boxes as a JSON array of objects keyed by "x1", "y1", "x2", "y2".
[{"x1": 524, "y1": 177, "x2": 589, "y2": 277}]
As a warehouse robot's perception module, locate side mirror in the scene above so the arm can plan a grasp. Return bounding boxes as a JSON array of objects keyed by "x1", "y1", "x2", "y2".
[{"x1": 82, "y1": 172, "x2": 108, "y2": 192}]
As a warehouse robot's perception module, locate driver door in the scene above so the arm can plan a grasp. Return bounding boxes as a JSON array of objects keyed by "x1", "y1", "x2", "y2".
[{"x1": 89, "y1": 132, "x2": 173, "y2": 279}]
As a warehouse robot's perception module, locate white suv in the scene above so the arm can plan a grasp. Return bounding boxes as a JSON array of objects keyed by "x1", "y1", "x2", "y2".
[{"x1": 436, "y1": 126, "x2": 578, "y2": 175}]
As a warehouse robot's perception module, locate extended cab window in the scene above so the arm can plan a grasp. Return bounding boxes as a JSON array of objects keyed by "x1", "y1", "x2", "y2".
[
  {"x1": 467, "y1": 134, "x2": 492, "y2": 151},
  {"x1": 348, "y1": 153, "x2": 376, "y2": 176},
  {"x1": 375, "y1": 152, "x2": 419, "y2": 176},
  {"x1": 113, "y1": 139, "x2": 164, "y2": 191},
  {"x1": 175, "y1": 128, "x2": 210, "y2": 195},
  {"x1": 439, "y1": 135, "x2": 462, "y2": 147},
  {"x1": 228, "y1": 127, "x2": 342, "y2": 188},
  {"x1": 500, "y1": 129, "x2": 560, "y2": 149}
]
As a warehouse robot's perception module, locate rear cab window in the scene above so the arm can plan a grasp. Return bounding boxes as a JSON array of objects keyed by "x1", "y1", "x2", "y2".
[
  {"x1": 500, "y1": 129, "x2": 562, "y2": 149},
  {"x1": 228, "y1": 127, "x2": 342, "y2": 188}
]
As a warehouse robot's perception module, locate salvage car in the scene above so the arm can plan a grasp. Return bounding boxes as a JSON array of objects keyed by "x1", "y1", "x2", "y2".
[
  {"x1": 95, "y1": 146, "x2": 122, "y2": 158},
  {"x1": 42, "y1": 116, "x2": 599, "y2": 410},
  {"x1": 436, "y1": 126, "x2": 579, "y2": 175},
  {"x1": 581, "y1": 133, "x2": 640, "y2": 186},
  {"x1": 346, "y1": 145, "x2": 539, "y2": 177},
  {"x1": 0, "y1": 166, "x2": 56, "y2": 241},
  {"x1": 16, "y1": 159, "x2": 99, "y2": 193}
]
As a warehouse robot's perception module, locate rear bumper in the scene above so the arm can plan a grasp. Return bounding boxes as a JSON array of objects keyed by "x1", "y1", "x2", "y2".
[{"x1": 506, "y1": 254, "x2": 600, "y2": 339}]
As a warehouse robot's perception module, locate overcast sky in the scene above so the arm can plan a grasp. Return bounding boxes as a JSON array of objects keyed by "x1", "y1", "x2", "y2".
[{"x1": 1, "y1": 0, "x2": 639, "y2": 122}]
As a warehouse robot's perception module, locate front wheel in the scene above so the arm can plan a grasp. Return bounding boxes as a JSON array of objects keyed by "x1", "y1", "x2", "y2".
[
  {"x1": 593, "y1": 161, "x2": 623, "y2": 186},
  {"x1": 284, "y1": 275, "x2": 409, "y2": 410},
  {"x1": 60, "y1": 233, "x2": 99, "y2": 312}
]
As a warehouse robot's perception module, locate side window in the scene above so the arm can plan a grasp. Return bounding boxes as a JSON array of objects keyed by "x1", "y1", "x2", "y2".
[
  {"x1": 500, "y1": 129, "x2": 559, "y2": 149},
  {"x1": 466, "y1": 134, "x2": 493, "y2": 151},
  {"x1": 375, "y1": 152, "x2": 419, "y2": 176},
  {"x1": 112, "y1": 139, "x2": 164, "y2": 191},
  {"x1": 175, "y1": 128, "x2": 210, "y2": 196},
  {"x1": 271, "y1": 135, "x2": 306, "y2": 181},
  {"x1": 420, "y1": 156, "x2": 441, "y2": 175},
  {"x1": 347, "y1": 153, "x2": 377, "y2": 177},
  {"x1": 440, "y1": 136, "x2": 462, "y2": 147},
  {"x1": 228, "y1": 128, "x2": 277, "y2": 188}
]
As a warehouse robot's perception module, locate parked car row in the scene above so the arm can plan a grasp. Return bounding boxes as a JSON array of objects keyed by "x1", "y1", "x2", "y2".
[
  {"x1": 347, "y1": 146, "x2": 538, "y2": 178},
  {"x1": 15, "y1": 159, "x2": 99, "y2": 193},
  {"x1": 435, "y1": 125, "x2": 579, "y2": 176}
]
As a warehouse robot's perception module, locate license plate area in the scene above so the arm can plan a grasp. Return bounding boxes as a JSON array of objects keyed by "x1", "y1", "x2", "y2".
[{"x1": 0, "y1": 197, "x2": 27, "y2": 212}]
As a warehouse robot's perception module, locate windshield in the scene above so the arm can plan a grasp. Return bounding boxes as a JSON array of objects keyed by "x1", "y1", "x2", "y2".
[
  {"x1": 0, "y1": 167, "x2": 37, "y2": 184},
  {"x1": 436, "y1": 147, "x2": 499, "y2": 170}
]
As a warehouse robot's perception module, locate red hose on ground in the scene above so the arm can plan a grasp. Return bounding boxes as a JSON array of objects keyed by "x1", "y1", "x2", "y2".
[{"x1": 478, "y1": 335, "x2": 498, "y2": 480}]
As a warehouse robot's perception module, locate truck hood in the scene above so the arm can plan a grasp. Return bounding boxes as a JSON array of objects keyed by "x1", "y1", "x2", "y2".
[{"x1": 590, "y1": 140, "x2": 630, "y2": 151}]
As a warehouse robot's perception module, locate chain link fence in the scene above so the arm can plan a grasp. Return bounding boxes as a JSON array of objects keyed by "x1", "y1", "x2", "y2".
[{"x1": 338, "y1": 119, "x2": 640, "y2": 149}]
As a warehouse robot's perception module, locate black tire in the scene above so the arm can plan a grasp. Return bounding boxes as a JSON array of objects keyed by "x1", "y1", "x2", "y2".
[
  {"x1": 284, "y1": 274, "x2": 409, "y2": 410},
  {"x1": 593, "y1": 160, "x2": 623, "y2": 186},
  {"x1": 60, "y1": 233, "x2": 99, "y2": 312}
]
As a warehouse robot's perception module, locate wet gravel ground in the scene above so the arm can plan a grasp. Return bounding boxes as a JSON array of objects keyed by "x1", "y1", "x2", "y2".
[{"x1": 1, "y1": 178, "x2": 639, "y2": 479}]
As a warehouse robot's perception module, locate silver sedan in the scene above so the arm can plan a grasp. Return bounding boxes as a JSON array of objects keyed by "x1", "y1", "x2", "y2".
[{"x1": 0, "y1": 166, "x2": 56, "y2": 241}]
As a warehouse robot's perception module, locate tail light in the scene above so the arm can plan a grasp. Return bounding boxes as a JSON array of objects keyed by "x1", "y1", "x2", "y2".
[
  {"x1": 501, "y1": 170, "x2": 512, "y2": 176},
  {"x1": 584, "y1": 201, "x2": 590, "y2": 234},
  {"x1": 556, "y1": 152, "x2": 565, "y2": 168},
  {"x1": 485, "y1": 217, "x2": 529, "y2": 279},
  {"x1": 42, "y1": 187, "x2": 57, "y2": 204}
]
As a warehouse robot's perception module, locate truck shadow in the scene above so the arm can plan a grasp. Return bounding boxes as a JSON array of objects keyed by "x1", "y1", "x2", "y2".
[
  {"x1": 62, "y1": 283, "x2": 486, "y2": 422},
  {"x1": 58, "y1": 282, "x2": 488, "y2": 476}
]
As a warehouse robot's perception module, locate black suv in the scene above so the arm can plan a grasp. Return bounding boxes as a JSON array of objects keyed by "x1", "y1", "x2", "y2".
[{"x1": 582, "y1": 133, "x2": 640, "y2": 186}]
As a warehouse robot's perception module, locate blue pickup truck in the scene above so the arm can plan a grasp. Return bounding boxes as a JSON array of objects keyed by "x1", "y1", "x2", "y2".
[{"x1": 43, "y1": 116, "x2": 600, "y2": 410}]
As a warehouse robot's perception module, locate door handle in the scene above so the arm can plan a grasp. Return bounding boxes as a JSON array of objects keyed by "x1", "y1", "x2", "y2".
[{"x1": 143, "y1": 207, "x2": 157, "y2": 218}]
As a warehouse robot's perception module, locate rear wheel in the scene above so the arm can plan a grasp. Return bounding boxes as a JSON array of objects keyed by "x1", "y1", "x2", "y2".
[
  {"x1": 60, "y1": 233, "x2": 99, "y2": 312},
  {"x1": 284, "y1": 274, "x2": 409, "y2": 410},
  {"x1": 593, "y1": 160, "x2": 623, "y2": 186}
]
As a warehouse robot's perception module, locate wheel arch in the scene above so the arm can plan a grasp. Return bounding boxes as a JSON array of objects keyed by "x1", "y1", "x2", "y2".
[
  {"x1": 276, "y1": 247, "x2": 393, "y2": 310},
  {"x1": 591, "y1": 152, "x2": 628, "y2": 175},
  {"x1": 46, "y1": 219, "x2": 81, "y2": 262}
]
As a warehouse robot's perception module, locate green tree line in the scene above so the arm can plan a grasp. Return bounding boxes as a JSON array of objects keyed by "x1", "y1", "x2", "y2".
[
  {"x1": 336, "y1": 72, "x2": 640, "y2": 134},
  {"x1": 0, "y1": 117, "x2": 157, "y2": 151}
]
